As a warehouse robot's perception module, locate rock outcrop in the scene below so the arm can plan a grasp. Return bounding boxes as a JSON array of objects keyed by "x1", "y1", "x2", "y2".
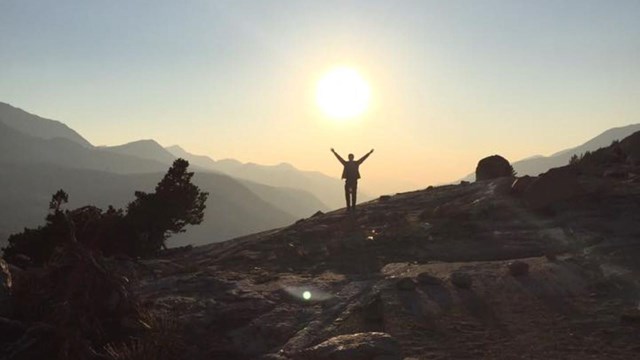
[{"x1": 523, "y1": 166, "x2": 582, "y2": 209}]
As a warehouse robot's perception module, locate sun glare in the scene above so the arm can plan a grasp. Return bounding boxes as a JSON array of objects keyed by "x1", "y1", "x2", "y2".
[{"x1": 316, "y1": 67, "x2": 371, "y2": 119}]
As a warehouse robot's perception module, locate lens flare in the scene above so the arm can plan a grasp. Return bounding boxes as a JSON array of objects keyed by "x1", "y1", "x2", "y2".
[{"x1": 283, "y1": 286, "x2": 332, "y2": 302}]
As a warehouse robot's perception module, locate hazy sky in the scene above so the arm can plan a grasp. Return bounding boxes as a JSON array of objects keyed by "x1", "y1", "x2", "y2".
[{"x1": 2, "y1": 0, "x2": 640, "y2": 194}]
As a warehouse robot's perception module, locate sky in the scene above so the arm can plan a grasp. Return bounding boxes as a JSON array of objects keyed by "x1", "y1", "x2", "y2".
[{"x1": 2, "y1": 0, "x2": 640, "y2": 195}]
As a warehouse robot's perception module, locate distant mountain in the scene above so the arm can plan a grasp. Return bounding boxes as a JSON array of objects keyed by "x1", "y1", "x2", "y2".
[
  {"x1": 102, "y1": 140, "x2": 177, "y2": 164},
  {"x1": 462, "y1": 123, "x2": 640, "y2": 180},
  {"x1": 0, "y1": 122, "x2": 170, "y2": 174},
  {"x1": 0, "y1": 162, "x2": 296, "y2": 247},
  {"x1": 0, "y1": 101, "x2": 332, "y2": 246},
  {"x1": 166, "y1": 145, "x2": 219, "y2": 170},
  {"x1": 165, "y1": 146, "x2": 354, "y2": 209},
  {"x1": 0, "y1": 102, "x2": 92, "y2": 147},
  {"x1": 104, "y1": 142, "x2": 330, "y2": 216}
]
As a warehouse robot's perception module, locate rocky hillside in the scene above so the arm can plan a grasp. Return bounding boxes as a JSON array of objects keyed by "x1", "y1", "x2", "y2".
[
  {"x1": 127, "y1": 139, "x2": 640, "y2": 359},
  {"x1": 2, "y1": 135, "x2": 640, "y2": 359}
]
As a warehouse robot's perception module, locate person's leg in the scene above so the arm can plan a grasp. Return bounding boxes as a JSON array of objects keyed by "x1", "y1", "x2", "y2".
[
  {"x1": 351, "y1": 181, "x2": 358, "y2": 210},
  {"x1": 344, "y1": 182, "x2": 351, "y2": 210}
]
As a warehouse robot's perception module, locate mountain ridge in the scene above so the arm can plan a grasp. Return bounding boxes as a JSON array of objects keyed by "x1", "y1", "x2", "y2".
[
  {"x1": 0, "y1": 101, "x2": 93, "y2": 148},
  {"x1": 103, "y1": 139, "x2": 178, "y2": 165}
]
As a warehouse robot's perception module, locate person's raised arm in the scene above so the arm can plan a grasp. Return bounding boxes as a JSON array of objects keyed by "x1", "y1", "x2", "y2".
[
  {"x1": 357, "y1": 149, "x2": 374, "y2": 164},
  {"x1": 331, "y1": 148, "x2": 346, "y2": 164}
]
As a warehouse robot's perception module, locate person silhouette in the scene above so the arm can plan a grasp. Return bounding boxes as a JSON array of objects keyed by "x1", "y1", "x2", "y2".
[{"x1": 331, "y1": 148, "x2": 374, "y2": 212}]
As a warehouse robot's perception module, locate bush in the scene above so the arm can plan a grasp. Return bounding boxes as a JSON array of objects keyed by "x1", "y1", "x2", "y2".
[{"x1": 3, "y1": 190, "x2": 74, "y2": 266}]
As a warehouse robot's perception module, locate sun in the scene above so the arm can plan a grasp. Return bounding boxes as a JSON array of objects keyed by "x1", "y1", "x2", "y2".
[{"x1": 316, "y1": 67, "x2": 371, "y2": 119}]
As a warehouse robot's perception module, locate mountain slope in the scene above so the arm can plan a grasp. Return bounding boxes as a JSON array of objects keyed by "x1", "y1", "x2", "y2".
[
  {"x1": 0, "y1": 102, "x2": 92, "y2": 147},
  {"x1": 552, "y1": 123, "x2": 640, "y2": 158},
  {"x1": 0, "y1": 122, "x2": 170, "y2": 174},
  {"x1": 513, "y1": 123, "x2": 640, "y2": 176},
  {"x1": 239, "y1": 180, "x2": 329, "y2": 217}
]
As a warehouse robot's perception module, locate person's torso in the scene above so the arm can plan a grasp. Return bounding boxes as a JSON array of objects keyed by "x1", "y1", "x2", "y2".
[{"x1": 342, "y1": 161, "x2": 360, "y2": 180}]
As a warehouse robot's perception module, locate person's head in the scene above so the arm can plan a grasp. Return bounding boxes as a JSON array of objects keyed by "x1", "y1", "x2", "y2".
[{"x1": 348, "y1": 153, "x2": 354, "y2": 161}]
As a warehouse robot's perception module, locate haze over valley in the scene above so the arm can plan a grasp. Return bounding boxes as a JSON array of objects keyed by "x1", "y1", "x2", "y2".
[{"x1": 2, "y1": 101, "x2": 639, "y2": 247}]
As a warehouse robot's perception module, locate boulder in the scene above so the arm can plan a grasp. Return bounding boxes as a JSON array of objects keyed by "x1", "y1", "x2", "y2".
[
  {"x1": 0, "y1": 259, "x2": 12, "y2": 317},
  {"x1": 523, "y1": 166, "x2": 582, "y2": 210},
  {"x1": 475, "y1": 155, "x2": 514, "y2": 181},
  {"x1": 395, "y1": 277, "x2": 416, "y2": 291},
  {"x1": 507, "y1": 261, "x2": 530, "y2": 277},
  {"x1": 297, "y1": 332, "x2": 402, "y2": 360},
  {"x1": 450, "y1": 271, "x2": 472, "y2": 289}
]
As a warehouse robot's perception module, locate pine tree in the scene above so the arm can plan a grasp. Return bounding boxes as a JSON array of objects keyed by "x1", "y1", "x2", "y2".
[{"x1": 126, "y1": 158, "x2": 208, "y2": 253}]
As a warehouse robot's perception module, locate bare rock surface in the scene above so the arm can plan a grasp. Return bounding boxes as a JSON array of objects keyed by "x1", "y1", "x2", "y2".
[
  {"x1": 294, "y1": 332, "x2": 401, "y2": 360},
  {"x1": 129, "y1": 157, "x2": 640, "y2": 359},
  {"x1": 507, "y1": 260, "x2": 530, "y2": 276}
]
